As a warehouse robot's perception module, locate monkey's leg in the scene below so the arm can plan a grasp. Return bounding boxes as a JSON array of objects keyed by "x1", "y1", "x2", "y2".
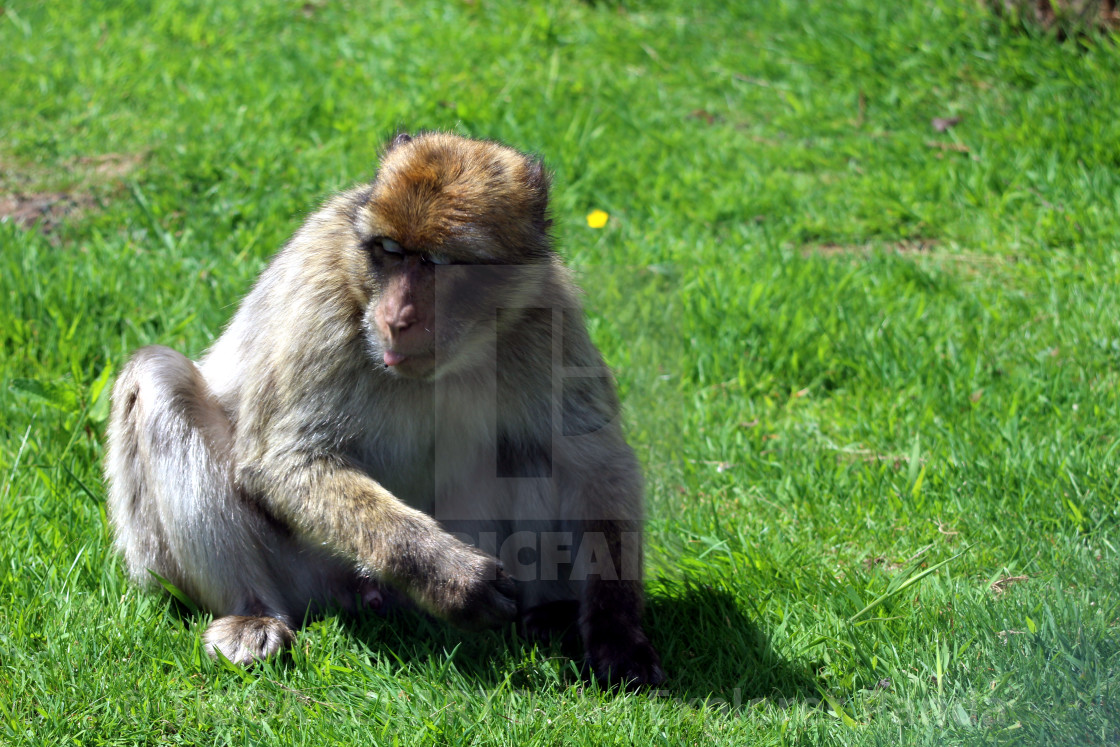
[
  {"x1": 575, "y1": 519, "x2": 665, "y2": 689},
  {"x1": 106, "y1": 346, "x2": 301, "y2": 664}
]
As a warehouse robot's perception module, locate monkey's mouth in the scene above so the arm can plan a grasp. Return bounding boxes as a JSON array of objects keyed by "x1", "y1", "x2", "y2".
[
  {"x1": 382, "y1": 348, "x2": 437, "y2": 378},
  {"x1": 383, "y1": 349, "x2": 410, "y2": 367}
]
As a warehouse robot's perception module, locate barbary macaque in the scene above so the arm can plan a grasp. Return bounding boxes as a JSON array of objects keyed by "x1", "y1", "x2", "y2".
[{"x1": 105, "y1": 132, "x2": 664, "y2": 687}]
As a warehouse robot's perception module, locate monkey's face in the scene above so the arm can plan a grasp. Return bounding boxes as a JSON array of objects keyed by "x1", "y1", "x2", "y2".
[
  {"x1": 352, "y1": 133, "x2": 553, "y2": 381},
  {"x1": 358, "y1": 239, "x2": 547, "y2": 381},
  {"x1": 362, "y1": 237, "x2": 441, "y2": 379}
]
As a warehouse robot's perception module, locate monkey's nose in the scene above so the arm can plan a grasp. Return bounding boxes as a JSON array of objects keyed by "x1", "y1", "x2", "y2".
[{"x1": 388, "y1": 305, "x2": 419, "y2": 334}]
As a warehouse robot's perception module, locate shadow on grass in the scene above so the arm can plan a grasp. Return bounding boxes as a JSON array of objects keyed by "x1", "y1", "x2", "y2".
[
  {"x1": 329, "y1": 579, "x2": 821, "y2": 710},
  {"x1": 643, "y1": 581, "x2": 820, "y2": 709}
]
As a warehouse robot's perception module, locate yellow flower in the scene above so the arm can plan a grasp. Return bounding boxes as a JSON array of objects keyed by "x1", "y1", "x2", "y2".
[{"x1": 586, "y1": 209, "x2": 609, "y2": 229}]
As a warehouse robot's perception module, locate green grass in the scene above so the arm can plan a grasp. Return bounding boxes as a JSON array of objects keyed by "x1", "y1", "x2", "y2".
[{"x1": 3, "y1": 0, "x2": 1120, "y2": 743}]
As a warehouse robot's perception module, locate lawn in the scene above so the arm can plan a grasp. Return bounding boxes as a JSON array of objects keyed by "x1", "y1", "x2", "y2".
[{"x1": 2, "y1": 0, "x2": 1119, "y2": 743}]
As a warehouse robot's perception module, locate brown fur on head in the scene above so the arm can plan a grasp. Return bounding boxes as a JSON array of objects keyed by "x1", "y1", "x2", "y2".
[
  {"x1": 353, "y1": 132, "x2": 553, "y2": 262},
  {"x1": 346, "y1": 132, "x2": 558, "y2": 380}
]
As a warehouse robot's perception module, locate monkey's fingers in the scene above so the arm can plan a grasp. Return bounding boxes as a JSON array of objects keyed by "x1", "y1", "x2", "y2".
[
  {"x1": 480, "y1": 565, "x2": 519, "y2": 628},
  {"x1": 439, "y1": 552, "x2": 518, "y2": 631}
]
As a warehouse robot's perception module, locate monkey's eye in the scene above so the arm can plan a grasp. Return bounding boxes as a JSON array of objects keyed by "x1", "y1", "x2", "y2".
[
  {"x1": 379, "y1": 238, "x2": 404, "y2": 256},
  {"x1": 425, "y1": 253, "x2": 452, "y2": 265}
]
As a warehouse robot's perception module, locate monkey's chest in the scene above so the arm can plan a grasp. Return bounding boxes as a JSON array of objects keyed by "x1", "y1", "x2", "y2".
[
  {"x1": 351, "y1": 403, "x2": 503, "y2": 517},
  {"x1": 347, "y1": 370, "x2": 557, "y2": 522}
]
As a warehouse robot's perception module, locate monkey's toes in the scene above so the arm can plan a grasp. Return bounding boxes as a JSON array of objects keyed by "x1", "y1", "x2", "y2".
[
  {"x1": 587, "y1": 629, "x2": 666, "y2": 690},
  {"x1": 203, "y1": 615, "x2": 294, "y2": 666}
]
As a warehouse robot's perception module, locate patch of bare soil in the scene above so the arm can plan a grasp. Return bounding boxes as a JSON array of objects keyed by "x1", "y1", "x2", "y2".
[
  {"x1": 802, "y1": 240, "x2": 1019, "y2": 277},
  {"x1": 805, "y1": 239, "x2": 939, "y2": 259},
  {"x1": 0, "y1": 192, "x2": 100, "y2": 233},
  {"x1": 985, "y1": 0, "x2": 1118, "y2": 34},
  {"x1": 989, "y1": 575, "x2": 1029, "y2": 596},
  {"x1": 0, "y1": 152, "x2": 144, "y2": 235}
]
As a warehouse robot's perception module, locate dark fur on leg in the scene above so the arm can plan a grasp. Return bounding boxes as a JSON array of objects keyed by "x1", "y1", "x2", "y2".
[
  {"x1": 578, "y1": 520, "x2": 665, "y2": 689},
  {"x1": 580, "y1": 586, "x2": 665, "y2": 689}
]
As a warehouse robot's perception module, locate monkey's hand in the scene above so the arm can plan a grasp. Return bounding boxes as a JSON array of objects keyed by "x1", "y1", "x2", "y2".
[{"x1": 422, "y1": 542, "x2": 517, "y2": 631}]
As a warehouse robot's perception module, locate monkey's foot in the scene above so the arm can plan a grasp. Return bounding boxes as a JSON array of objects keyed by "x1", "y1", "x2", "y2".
[
  {"x1": 203, "y1": 615, "x2": 294, "y2": 666},
  {"x1": 586, "y1": 627, "x2": 666, "y2": 690}
]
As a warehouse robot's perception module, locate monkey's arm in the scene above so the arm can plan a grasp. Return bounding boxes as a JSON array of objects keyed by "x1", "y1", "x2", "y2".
[{"x1": 238, "y1": 456, "x2": 516, "y2": 629}]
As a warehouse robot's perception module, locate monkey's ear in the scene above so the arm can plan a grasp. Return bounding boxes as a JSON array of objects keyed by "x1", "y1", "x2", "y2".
[
  {"x1": 525, "y1": 158, "x2": 551, "y2": 226},
  {"x1": 386, "y1": 132, "x2": 413, "y2": 152},
  {"x1": 525, "y1": 158, "x2": 551, "y2": 197}
]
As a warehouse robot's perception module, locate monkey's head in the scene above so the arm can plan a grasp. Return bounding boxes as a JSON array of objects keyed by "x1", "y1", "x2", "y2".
[{"x1": 350, "y1": 132, "x2": 554, "y2": 381}]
